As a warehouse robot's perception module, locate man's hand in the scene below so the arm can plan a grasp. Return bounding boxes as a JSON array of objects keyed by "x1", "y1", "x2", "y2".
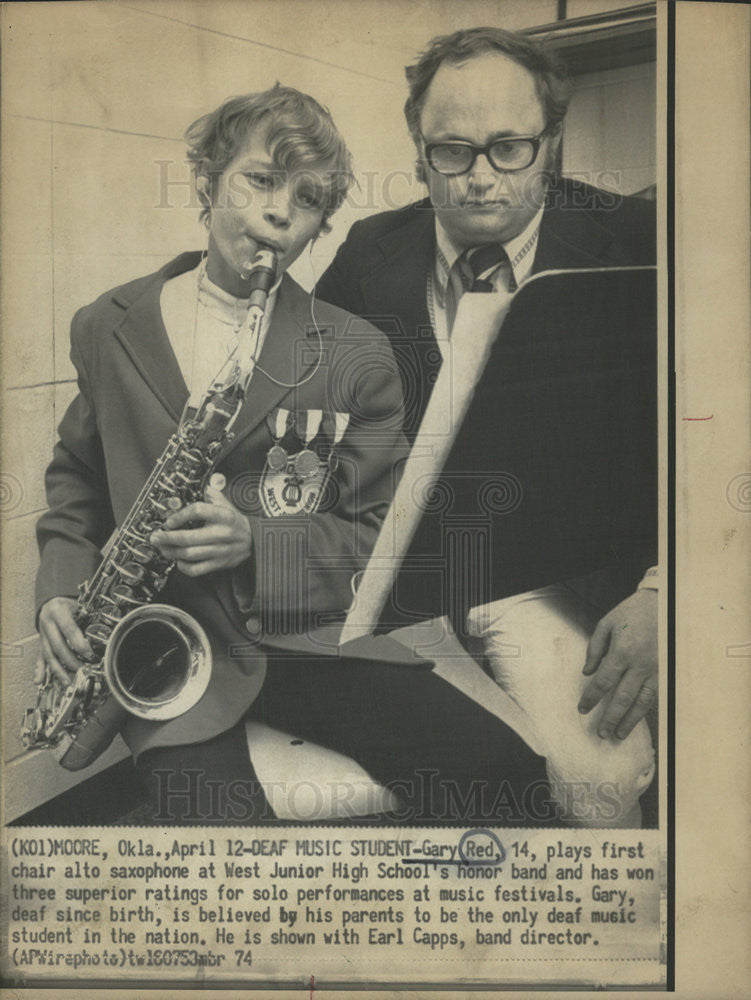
[
  {"x1": 578, "y1": 588, "x2": 658, "y2": 740},
  {"x1": 150, "y1": 487, "x2": 253, "y2": 577},
  {"x1": 37, "y1": 596, "x2": 95, "y2": 687}
]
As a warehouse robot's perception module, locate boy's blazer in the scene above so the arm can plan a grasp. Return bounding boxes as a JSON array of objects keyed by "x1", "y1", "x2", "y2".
[{"x1": 36, "y1": 252, "x2": 407, "y2": 757}]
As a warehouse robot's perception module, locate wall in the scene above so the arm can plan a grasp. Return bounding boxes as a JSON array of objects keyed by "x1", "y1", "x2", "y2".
[
  {"x1": 564, "y1": 62, "x2": 656, "y2": 195},
  {"x1": 0, "y1": 0, "x2": 653, "y2": 818}
]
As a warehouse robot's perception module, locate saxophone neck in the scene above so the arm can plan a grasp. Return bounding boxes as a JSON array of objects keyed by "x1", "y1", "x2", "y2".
[
  {"x1": 236, "y1": 304, "x2": 265, "y2": 387},
  {"x1": 236, "y1": 248, "x2": 278, "y2": 386},
  {"x1": 184, "y1": 249, "x2": 278, "y2": 414}
]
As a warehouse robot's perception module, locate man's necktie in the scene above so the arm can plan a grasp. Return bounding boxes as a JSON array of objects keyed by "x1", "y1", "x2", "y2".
[
  {"x1": 464, "y1": 243, "x2": 516, "y2": 292},
  {"x1": 446, "y1": 243, "x2": 516, "y2": 331}
]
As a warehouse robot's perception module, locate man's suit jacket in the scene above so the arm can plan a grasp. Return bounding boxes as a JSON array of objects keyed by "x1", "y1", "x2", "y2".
[
  {"x1": 36, "y1": 252, "x2": 407, "y2": 756},
  {"x1": 317, "y1": 176, "x2": 656, "y2": 438},
  {"x1": 317, "y1": 177, "x2": 657, "y2": 621}
]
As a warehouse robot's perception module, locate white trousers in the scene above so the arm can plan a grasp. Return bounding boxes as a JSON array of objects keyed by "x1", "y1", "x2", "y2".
[{"x1": 462, "y1": 581, "x2": 655, "y2": 827}]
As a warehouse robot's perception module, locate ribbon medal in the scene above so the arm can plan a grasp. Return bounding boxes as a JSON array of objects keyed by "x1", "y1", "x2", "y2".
[
  {"x1": 265, "y1": 408, "x2": 291, "y2": 472},
  {"x1": 260, "y1": 409, "x2": 328, "y2": 517}
]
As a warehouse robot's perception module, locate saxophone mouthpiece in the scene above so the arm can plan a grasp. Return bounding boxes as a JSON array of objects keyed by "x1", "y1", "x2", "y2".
[{"x1": 240, "y1": 248, "x2": 278, "y2": 288}]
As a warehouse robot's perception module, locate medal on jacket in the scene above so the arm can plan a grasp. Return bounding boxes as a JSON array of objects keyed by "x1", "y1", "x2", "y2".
[
  {"x1": 291, "y1": 409, "x2": 323, "y2": 480},
  {"x1": 266, "y1": 409, "x2": 291, "y2": 471},
  {"x1": 260, "y1": 410, "x2": 329, "y2": 517},
  {"x1": 281, "y1": 410, "x2": 322, "y2": 506},
  {"x1": 326, "y1": 412, "x2": 351, "y2": 472}
]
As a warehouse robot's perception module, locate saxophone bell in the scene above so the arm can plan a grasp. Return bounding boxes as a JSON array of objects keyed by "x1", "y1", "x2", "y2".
[{"x1": 103, "y1": 604, "x2": 212, "y2": 721}]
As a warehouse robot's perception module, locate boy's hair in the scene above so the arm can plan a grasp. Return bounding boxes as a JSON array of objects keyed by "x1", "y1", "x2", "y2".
[
  {"x1": 185, "y1": 84, "x2": 354, "y2": 232},
  {"x1": 404, "y1": 27, "x2": 570, "y2": 142}
]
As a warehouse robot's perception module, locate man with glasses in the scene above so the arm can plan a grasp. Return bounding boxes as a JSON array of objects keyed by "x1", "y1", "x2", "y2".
[
  {"x1": 319, "y1": 26, "x2": 654, "y2": 437},
  {"x1": 318, "y1": 27, "x2": 658, "y2": 815}
]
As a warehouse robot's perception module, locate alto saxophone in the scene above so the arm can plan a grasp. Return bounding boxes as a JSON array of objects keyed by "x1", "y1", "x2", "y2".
[{"x1": 21, "y1": 249, "x2": 277, "y2": 770}]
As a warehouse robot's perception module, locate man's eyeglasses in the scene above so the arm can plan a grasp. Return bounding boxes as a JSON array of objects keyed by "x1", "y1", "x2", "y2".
[{"x1": 422, "y1": 129, "x2": 552, "y2": 176}]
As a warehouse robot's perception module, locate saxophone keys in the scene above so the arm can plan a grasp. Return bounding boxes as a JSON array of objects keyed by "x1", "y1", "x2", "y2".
[
  {"x1": 86, "y1": 622, "x2": 112, "y2": 644},
  {"x1": 167, "y1": 496, "x2": 183, "y2": 511},
  {"x1": 22, "y1": 708, "x2": 45, "y2": 747},
  {"x1": 116, "y1": 561, "x2": 147, "y2": 585},
  {"x1": 110, "y1": 583, "x2": 142, "y2": 606},
  {"x1": 123, "y1": 540, "x2": 154, "y2": 563},
  {"x1": 41, "y1": 684, "x2": 60, "y2": 711}
]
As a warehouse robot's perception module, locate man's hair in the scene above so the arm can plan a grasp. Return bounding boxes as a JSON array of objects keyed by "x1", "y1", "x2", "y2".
[
  {"x1": 185, "y1": 84, "x2": 354, "y2": 232},
  {"x1": 404, "y1": 27, "x2": 570, "y2": 143}
]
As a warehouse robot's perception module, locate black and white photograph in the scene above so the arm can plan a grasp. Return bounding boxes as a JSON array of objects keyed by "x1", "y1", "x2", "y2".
[{"x1": 0, "y1": 0, "x2": 747, "y2": 994}]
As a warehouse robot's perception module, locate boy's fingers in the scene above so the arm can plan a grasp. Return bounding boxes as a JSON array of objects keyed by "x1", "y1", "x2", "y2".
[{"x1": 40, "y1": 634, "x2": 76, "y2": 686}]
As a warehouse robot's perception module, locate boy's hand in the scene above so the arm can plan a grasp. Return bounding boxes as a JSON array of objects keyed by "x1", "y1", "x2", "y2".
[
  {"x1": 151, "y1": 486, "x2": 253, "y2": 577},
  {"x1": 37, "y1": 596, "x2": 95, "y2": 686}
]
